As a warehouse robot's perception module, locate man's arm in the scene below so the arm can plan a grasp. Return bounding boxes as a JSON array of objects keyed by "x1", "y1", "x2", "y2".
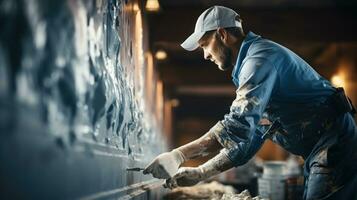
[
  {"x1": 166, "y1": 58, "x2": 277, "y2": 188},
  {"x1": 214, "y1": 58, "x2": 277, "y2": 166},
  {"x1": 143, "y1": 130, "x2": 224, "y2": 179},
  {"x1": 177, "y1": 130, "x2": 223, "y2": 160}
]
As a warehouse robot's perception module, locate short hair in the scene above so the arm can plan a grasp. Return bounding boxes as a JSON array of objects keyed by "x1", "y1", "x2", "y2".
[
  {"x1": 200, "y1": 17, "x2": 244, "y2": 41},
  {"x1": 225, "y1": 27, "x2": 244, "y2": 38}
]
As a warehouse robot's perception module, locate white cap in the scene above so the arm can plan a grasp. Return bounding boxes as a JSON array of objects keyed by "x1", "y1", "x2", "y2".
[{"x1": 181, "y1": 6, "x2": 242, "y2": 51}]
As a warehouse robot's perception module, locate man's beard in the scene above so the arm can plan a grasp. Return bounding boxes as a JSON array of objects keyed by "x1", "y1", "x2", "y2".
[{"x1": 215, "y1": 34, "x2": 233, "y2": 71}]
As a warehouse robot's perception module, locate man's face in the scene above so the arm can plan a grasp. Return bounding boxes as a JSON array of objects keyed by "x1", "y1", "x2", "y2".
[{"x1": 198, "y1": 31, "x2": 233, "y2": 71}]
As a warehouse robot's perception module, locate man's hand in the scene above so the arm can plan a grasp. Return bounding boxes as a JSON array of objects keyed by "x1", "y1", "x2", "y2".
[
  {"x1": 165, "y1": 167, "x2": 205, "y2": 189},
  {"x1": 143, "y1": 149, "x2": 186, "y2": 179},
  {"x1": 165, "y1": 150, "x2": 234, "y2": 189}
]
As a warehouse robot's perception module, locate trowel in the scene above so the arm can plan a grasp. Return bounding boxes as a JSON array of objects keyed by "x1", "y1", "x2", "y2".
[{"x1": 126, "y1": 167, "x2": 145, "y2": 172}]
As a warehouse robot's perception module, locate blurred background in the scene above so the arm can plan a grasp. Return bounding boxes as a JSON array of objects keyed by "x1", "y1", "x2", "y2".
[{"x1": 0, "y1": 0, "x2": 356, "y2": 199}]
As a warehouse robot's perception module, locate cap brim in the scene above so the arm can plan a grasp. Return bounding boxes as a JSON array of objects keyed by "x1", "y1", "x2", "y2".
[{"x1": 181, "y1": 31, "x2": 205, "y2": 51}]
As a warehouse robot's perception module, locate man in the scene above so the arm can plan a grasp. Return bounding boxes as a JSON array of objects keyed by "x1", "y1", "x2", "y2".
[{"x1": 143, "y1": 6, "x2": 357, "y2": 199}]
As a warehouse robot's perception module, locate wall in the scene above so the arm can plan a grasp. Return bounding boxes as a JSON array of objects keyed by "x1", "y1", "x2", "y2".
[{"x1": 0, "y1": 0, "x2": 167, "y2": 199}]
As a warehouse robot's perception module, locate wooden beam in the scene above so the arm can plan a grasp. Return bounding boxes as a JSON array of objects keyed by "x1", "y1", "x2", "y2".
[{"x1": 158, "y1": 63, "x2": 233, "y2": 85}]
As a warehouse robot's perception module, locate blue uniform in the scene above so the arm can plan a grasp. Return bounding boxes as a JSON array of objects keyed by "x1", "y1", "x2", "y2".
[{"x1": 211, "y1": 32, "x2": 357, "y2": 199}]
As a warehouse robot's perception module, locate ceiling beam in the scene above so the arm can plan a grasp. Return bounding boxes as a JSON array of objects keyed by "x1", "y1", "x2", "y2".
[
  {"x1": 158, "y1": 63, "x2": 233, "y2": 85},
  {"x1": 176, "y1": 85, "x2": 236, "y2": 96}
]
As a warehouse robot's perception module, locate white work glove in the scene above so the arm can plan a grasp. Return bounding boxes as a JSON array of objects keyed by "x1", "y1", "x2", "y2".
[
  {"x1": 165, "y1": 166, "x2": 205, "y2": 189},
  {"x1": 165, "y1": 151, "x2": 233, "y2": 189},
  {"x1": 143, "y1": 149, "x2": 186, "y2": 179}
]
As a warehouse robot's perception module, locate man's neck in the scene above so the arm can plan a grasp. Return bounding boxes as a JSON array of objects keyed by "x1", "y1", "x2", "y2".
[{"x1": 231, "y1": 34, "x2": 246, "y2": 66}]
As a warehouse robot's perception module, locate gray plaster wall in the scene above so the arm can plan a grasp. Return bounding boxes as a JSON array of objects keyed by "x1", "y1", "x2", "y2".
[{"x1": 0, "y1": 0, "x2": 166, "y2": 199}]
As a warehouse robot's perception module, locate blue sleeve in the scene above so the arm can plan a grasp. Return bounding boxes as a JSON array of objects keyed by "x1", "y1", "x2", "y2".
[{"x1": 211, "y1": 58, "x2": 278, "y2": 166}]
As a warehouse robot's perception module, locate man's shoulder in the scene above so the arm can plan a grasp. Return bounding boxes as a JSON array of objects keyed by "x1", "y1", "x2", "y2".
[
  {"x1": 248, "y1": 38, "x2": 285, "y2": 56},
  {"x1": 246, "y1": 38, "x2": 292, "y2": 67}
]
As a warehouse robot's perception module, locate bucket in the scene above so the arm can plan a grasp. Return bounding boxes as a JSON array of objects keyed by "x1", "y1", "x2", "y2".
[{"x1": 258, "y1": 161, "x2": 286, "y2": 200}]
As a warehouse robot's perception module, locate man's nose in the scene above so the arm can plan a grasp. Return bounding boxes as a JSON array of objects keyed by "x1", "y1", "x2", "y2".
[{"x1": 203, "y1": 50, "x2": 211, "y2": 60}]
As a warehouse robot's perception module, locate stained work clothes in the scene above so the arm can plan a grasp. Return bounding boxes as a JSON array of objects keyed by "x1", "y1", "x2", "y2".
[{"x1": 211, "y1": 32, "x2": 357, "y2": 199}]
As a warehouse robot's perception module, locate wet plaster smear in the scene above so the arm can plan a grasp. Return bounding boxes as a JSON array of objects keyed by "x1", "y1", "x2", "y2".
[{"x1": 0, "y1": 0, "x2": 166, "y2": 199}]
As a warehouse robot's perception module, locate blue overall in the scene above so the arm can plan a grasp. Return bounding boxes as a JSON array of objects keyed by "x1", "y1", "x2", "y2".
[{"x1": 211, "y1": 32, "x2": 357, "y2": 199}]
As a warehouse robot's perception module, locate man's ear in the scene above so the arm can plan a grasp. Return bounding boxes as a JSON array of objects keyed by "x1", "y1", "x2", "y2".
[{"x1": 216, "y1": 28, "x2": 228, "y2": 43}]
